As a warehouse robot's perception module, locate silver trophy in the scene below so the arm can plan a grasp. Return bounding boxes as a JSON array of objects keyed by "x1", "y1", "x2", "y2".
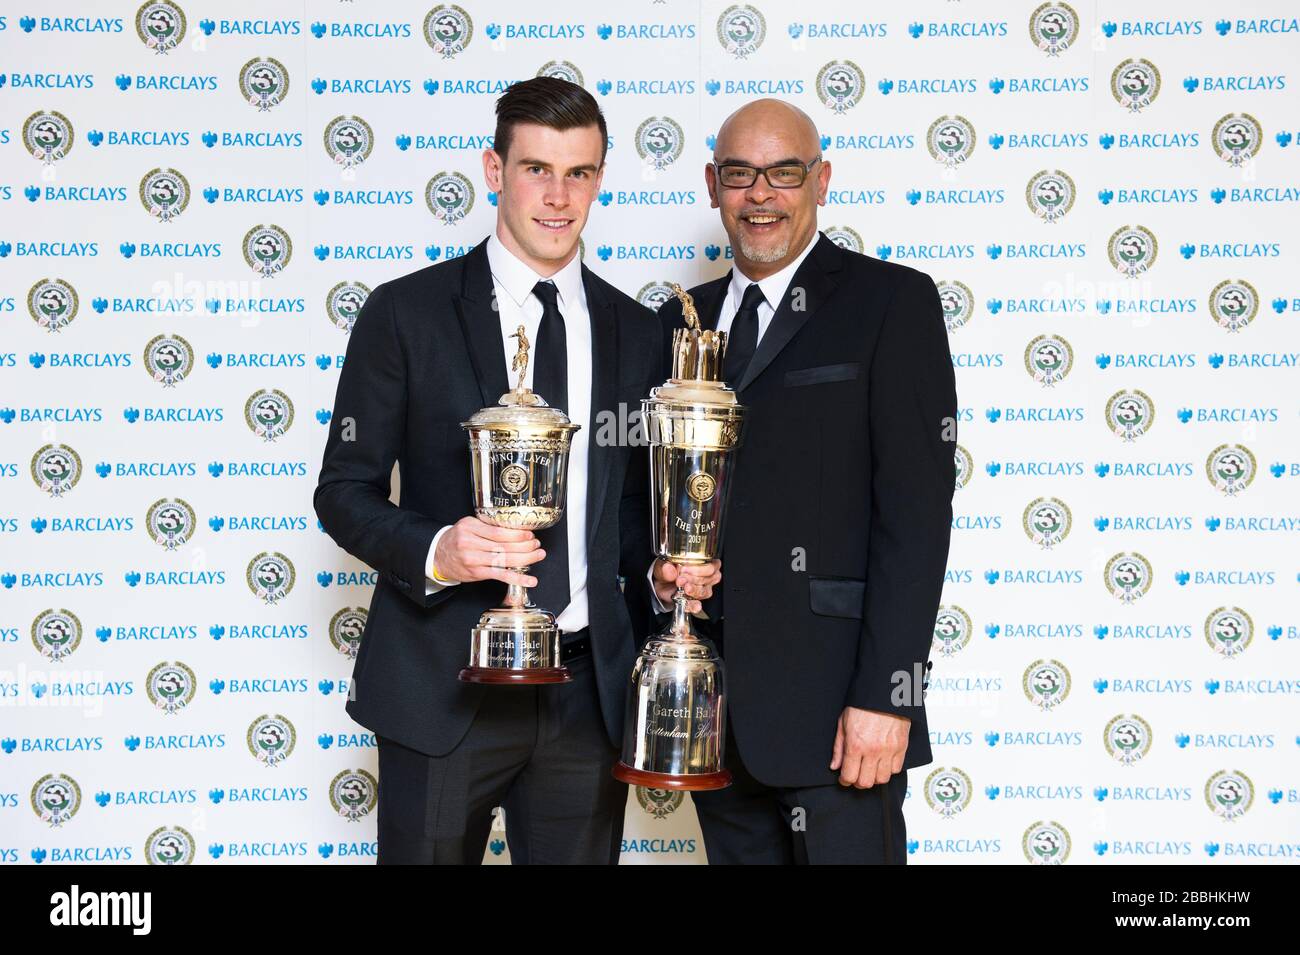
[
  {"x1": 613, "y1": 284, "x2": 747, "y2": 790},
  {"x1": 459, "y1": 325, "x2": 579, "y2": 684}
]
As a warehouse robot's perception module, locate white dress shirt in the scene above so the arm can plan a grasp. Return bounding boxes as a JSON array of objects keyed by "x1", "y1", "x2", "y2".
[
  {"x1": 648, "y1": 230, "x2": 821, "y2": 612},
  {"x1": 425, "y1": 230, "x2": 593, "y2": 634}
]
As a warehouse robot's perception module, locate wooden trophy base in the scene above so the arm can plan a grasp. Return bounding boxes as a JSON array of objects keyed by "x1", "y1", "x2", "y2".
[
  {"x1": 458, "y1": 666, "x2": 572, "y2": 685},
  {"x1": 611, "y1": 762, "x2": 733, "y2": 791}
]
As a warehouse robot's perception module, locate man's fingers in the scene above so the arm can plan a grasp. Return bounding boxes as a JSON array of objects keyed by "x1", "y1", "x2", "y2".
[
  {"x1": 472, "y1": 523, "x2": 536, "y2": 544},
  {"x1": 484, "y1": 567, "x2": 538, "y2": 589},
  {"x1": 830, "y1": 724, "x2": 844, "y2": 770},
  {"x1": 469, "y1": 537, "x2": 543, "y2": 555},
  {"x1": 837, "y1": 752, "x2": 862, "y2": 788}
]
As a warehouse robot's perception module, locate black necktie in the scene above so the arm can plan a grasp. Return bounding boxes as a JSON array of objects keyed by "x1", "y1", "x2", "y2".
[
  {"x1": 528, "y1": 280, "x2": 571, "y2": 625},
  {"x1": 723, "y1": 282, "x2": 765, "y2": 385}
]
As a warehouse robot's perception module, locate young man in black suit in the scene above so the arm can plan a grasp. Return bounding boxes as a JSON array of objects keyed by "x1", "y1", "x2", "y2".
[
  {"x1": 314, "y1": 77, "x2": 716, "y2": 864},
  {"x1": 653, "y1": 99, "x2": 958, "y2": 864}
]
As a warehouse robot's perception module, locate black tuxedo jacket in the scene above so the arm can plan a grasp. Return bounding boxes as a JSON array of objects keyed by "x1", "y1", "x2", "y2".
[
  {"x1": 314, "y1": 237, "x2": 660, "y2": 756},
  {"x1": 656, "y1": 232, "x2": 958, "y2": 788}
]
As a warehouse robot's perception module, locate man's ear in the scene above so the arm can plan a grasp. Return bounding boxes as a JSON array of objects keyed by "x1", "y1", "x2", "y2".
[
  {"x1": 594, "y1": 161, "x2": 606, "y2": 195},
  {"x1": 482, "y1": 148, "x2": 503, "y2": 192},
  {"x1": 704, "y1": 162, "x2": 719, "y2": 208},
  {"x1": 815, "y1": 159, "x2": 831, "y2": 206}
]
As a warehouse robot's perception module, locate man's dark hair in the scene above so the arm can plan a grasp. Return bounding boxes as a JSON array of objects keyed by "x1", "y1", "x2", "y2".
[{"x1": 493, "y1": 76, "x2": 608, "y2": 165}]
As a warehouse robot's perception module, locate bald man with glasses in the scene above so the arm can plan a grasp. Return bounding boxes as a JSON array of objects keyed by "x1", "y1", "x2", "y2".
[{"x1": 652, "y1": 99, "x2": 958, "y2": 864}]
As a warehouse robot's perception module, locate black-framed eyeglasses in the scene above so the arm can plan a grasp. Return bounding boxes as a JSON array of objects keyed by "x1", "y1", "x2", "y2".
[{"x1": 711, "y1": 157, "x2": 821, "y2": 189}]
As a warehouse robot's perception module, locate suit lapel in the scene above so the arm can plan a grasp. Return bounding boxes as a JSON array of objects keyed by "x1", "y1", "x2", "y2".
[
  {"x1": 737, "y1": 232, "x2": 843, "y2": 392},
  {"x1": 452, "y1": 238, "x2": 510, "y2": 407},
  {"x1": 583, "y1": 266, "x2": 619, "y2": 550}
]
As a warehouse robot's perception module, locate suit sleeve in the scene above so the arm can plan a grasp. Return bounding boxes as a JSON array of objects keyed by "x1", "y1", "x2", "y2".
[
  {"x1": 619, "y1": 305, "x2": 665, "y2": 641},
  {"x1": 313, "y1": 281, "x2": 454, "y2": 610},
  {"x1": 847, "y1": 269, "x2": 957, "y2": 717}
]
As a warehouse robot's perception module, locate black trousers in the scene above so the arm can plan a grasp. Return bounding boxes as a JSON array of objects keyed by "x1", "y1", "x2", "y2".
[
  {"x1": 691, "y1": 723, "x2": 909, "y2": 865},
  {"x1": 374, "y1": 650, "x2": 626, "y2": 864}
]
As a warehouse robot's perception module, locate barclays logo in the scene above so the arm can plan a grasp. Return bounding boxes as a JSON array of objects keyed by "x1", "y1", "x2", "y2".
[
  {"x1": 215, "y1": 625, "x2": 309, "y2": 640},
  {"x1": 597, "y1": 190, "x2": 695, "y2": 206},
  {"x1": 1105, "y1": 624, "x2": 1193, "y2": 640},
  {"x1": 986, "y1": 570, "x2": 1084, "y2": 585},
  {"x1": 909, "y1": 20, "x2": 1006, "y2": 38},
  {"x1": 6, "y1": 72, "x2": 94, "y2": 89},
  {"x1": 112, "y1": 625, "x2": 199, "y2": 640},
  {"x1": 1099, "y1": 515, "x2": 1193, "y2": 531},
  {"x1": 219, "y1": 786, "x2": 308, "y2": 803},
  {"x1": 789, "y1": 22, "x2": 887, "y2": 40},
  {"x1": 594, "y1": 244, "x2": 696, "y2": 262},
  {"x1": 885, "y1": 243, "x2": 975, "y2": 260},
  {"x1": 989, "y1": 76, "x2": 1088, "y2": 94},
  {"x1": 1098, "y1": 678, "x2": 1192, "y2": 694},
  {"x1": 206, "y1": 298, "x2": 305, "y2": 315},
  {"x1": 1097, "y1": 132, "x2": 1199, "y2": 149},
  {"x1": 1185, "y1": 73, "x2": 1285, "y2": 92},
  {"x1": 319, "y1": 245, "x2": 414, "y2": 261},
  {"x1": 314, "y1": 77, "x2": 411, "y2": 95},
  {"x1": 987, "y1": 460, "x2": 1085, "y2": 478},
  {"x1": 215, "y1": 678, "x2": 309, "y2": 694},
  {"x1": 597, "y1": 23, "x2": 694, "y2": 40},
  {"x1": 19, "y1": 16, "x2": 123, "y2": 33},
  {"x1": 1209, "y1": 678, "x2": 1300, "y2": 695},
  {"x1": 1101, "y1": 19, "x2": 1203, "y2": 36},
  {"x1": 207, "y1": 18, "x2": 300, "y2": 35},
  {"x1": 30, "y1": 185, "x2": 128, "y2": 203},
  {"x1": 990, "y1": 406, "x2": 1085, "y2": 423},
  {"x1": 1097, "y1": 187, "x2": 1198, "y2": 204},
  {"x1": 119, "y1": 74, "x2": 219, "y2": 92},
  {"x1": 829, "y1": 133, "x2": 913, "y2": 150},
  {"x1": 209, "y1": 187, "x2": 304, "y2": 204},
  {"x1": 205, "y1": 131, "x2": 303, "y2": 148},
  {"x1": 904, "y1": 188, "x2": 1004, "y2": 205},
  {"x1": 1100, "y1": 785, "x2": 1193, "y2": 801},
  {"x1": 600, "y1": 79, "x2": 696, "y2": 96},
  {"x1": 105, "y1": 788, "x2": 197, "y2": 806},
  {"x1": 988, "y1": 242, "x2": 1087, "y2": 259},
  {"x1": 4, "y1": 241, "x2": 99, "y2": 257},
  {"x1": 881, "y1": 77, "x2": 978, "y2": 95},
  {"x1": 989, "y1": 623, "x2": 1084, "y2": 639},
  {"x1": 1097, "y1": 351, "x2": 1195, "y2": 369},
  {"x1": 310, "y1": 21, "x2": 403, "y2": 38},
  {"x1": 213, "y1": 462, "x2": 309, "y2": 478},
  {"x1": 951, "y1": 515, "x2": 1002, "y2": 531},
  {"x1": 18, "y1": 572, "x2": 105, "y2": 588},
  {"x1": 1217, "y1": 187, "x2": 1300, "y2": 203},
  {"x1": 992, "y1": 785, "x2": 1083, "y2": 800},
  {"x1": 1220, "y1": 18, "x2": 1300, "y2": 34},
  {"x1": 1178, "y1": 732, "x2": 1274, "y2": 748},
  {"x1": 951, "y1": 352, "x2": 1004, "y2": 368},
  {"x1": 991, "y1": 132, "x2": 1088, "y2": 149},
  {"x1": 218, "y1": 842, "x2": 309, "y2": 859},
  {"x1": 427, "y1": 78, "x2": 517, "y2": 95},
  {"x1": 405, "y1": 133, "x2": 493, "y2": 150}
]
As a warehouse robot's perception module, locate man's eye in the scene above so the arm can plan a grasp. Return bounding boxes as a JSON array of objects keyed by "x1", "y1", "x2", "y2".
[
  {"x1": 528, "y1": 166, "x2": 544, "y2": 174},
  {"x1": 571, "y1": 171, "x2": 588, "y2": 179}
]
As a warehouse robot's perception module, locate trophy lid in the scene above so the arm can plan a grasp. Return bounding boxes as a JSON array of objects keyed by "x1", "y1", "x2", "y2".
[{"x1": 463, "y1": 324, "x2": 579, "y2": 431}]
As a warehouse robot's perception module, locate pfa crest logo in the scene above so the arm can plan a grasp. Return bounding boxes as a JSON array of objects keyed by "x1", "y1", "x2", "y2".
[
  {"x1": 247, "y1": 552, "x2": 295, "y2": 605},
  {"x1": 927, "y1": 116, "x2": 976, "y2": 168},
  {"x1": 144, "y1": 332, "x2": 194, "y2": 387},
  {"x1": 923, "y1": 767, "x2": 972, "y2": 819},
  {"x1": 1025, "y1": 169, "x2": 1075, "y2": 223},
  {"x1": 247, "y1": 714, "x2": 296, "y2": 767},
  {"x1": 1105, "y1": 552, "x2": 1152, "y2": 605},
  {"x1": 1023, "y1": 659, "x2": 1071, "y2": 711},
  {"x1": 137, "y1": 1, "x2": 185, "y2": 54},
  {"x1": 145, "y1": 661, "x2": 197, "y2": 714},
  {"x1": 32, "y1": 773, "x2": 81, "y2": 828},
  {"x1": 537, "y1": 60, "x2": 584, "y2": 87},
  {"x1": 1108, "y1": 225, "x2": 1158, "y2": 278},
  {"x1": 426, "y1": 171, "x2": 475, "y2": 224},
  {"x1": 31, "y1": 608, "x2": 83, "y2": 663},
  {"x1": 146, "y1": 497, "x2": 196, "y2": 551},
  {"x1": 28, "y1": 278, "x2": 79, "y2": 333},
  {"x1": 239, "y1": 57, "x2": 290, "y2": 111},
  {"x1": 636, "y1": 786, "x2": 684, "y2": 820},
  {"x1": 425, "y1": 5, "x2": 473, "y2": 59},
  {"x1": 327, "y1": 281, "x2": 371, "y2": 334},
  {"x1": 1110, "y1": 58, "x2": 1160, "y2": 113},
  {"x1": 1022, "y1": 821, "x2": 1071, "y2": 865},
  {"x1": 31, "y1": 443, "x2": 82, "y2": 498},
  {"x1": 816, "y1": 60, "x2": 865, "y2": 115},
  {"x1": 1105, "y1": 389, "x2": 1154, "y2": 442},
  {"x1": 1204, "y1": 606, "x2": 1253, "y2": 659},
  {"x1": 145, "y1": 825, "x2": 195, "y2": 865},
  {"x1": 933, "y1": 605, "x2": 972, "y2": 658},
  {"x1": 245, "y1": 388, "x2": 294, "y2": 441},
  {"x1": 1205, "y1": 770, "x2": 1253, "y2": 821},
  {"x1": 936, "y1": 280, "x2": 974, "y2": 333},
  {"x1": 1212, "y1": 113, "x2": 1261, "y2": 167},
  {"x1": 325, "y1": 116, "x2": 375, "y2": 170},
  {"x1": 243, "y1": 224, "x2": 292, "y2": 278},
  {"x1": 1102, "y1": 553, "x2": 1154, "y2": 605},
  {"x1": 717, "y1": 5, "x2": 766, "y2": 59},
  {"x1": 823, "y1": 225, "x2": 863, "y2": 254},
  {"x1": 635, "y1": 117, "x2": 685, "y2": 171},
  {"x1": 636, "y1": 281, "x2": 675, "y2": 312},
  {"x1": 953, "y1": 444, "x2": 973, "y2": 490},
  {"x1": 1206, "y1": 443, "x2": 1255, "y2": 497},
  {"x1": 1023, "y1": 334, "x2": 1073, "y2": 387},
  {"x1": 330, "y1": 607, "x2": 368, "y2": 659},
  {"x1": 1208, "y1": 279, "x2": 1258, "y2": 333},
  {"x1": 1029, "y1": 3, "x2": 1078, "y2": 56},
  {"x1": 1023, "y1": 497, "x2": 1071, "y2": 549},
  {"x1": 23, "y1": 110, "x2": 74, "y2": 164},
  {"x1": 1104, "y1": 713, "x2": 1152, "y2": 766},
  {"x1": 139, "y1": 168, "x2": 190, "y2": 223},
  {"x1": 330, "y1": 769, "x2": 379, "y2": 822}
]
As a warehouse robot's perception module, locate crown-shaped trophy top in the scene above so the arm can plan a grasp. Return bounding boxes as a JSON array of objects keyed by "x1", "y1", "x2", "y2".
[{"x1": 668, "y1": 283, "x2": 729, "y2": 383}]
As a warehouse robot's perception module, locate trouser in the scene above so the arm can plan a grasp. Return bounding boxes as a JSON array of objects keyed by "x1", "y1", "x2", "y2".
[
  {"x1": 691, "y1": 723, "x2": 909, "y2": 865},
  {"x1": 374, "y1": 645, "x2": 626, "y2": 864}
]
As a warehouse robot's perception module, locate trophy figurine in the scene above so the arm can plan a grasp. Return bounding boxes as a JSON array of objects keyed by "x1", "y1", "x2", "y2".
[
  {"x1": 458, "y1": 324, "x2": 580, "y2": 684},
  {"x1": 613, "y1": 284, "x2": 747, "y2": 790}
]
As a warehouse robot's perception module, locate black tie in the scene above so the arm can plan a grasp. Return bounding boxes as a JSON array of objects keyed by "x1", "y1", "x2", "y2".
[
  {"x1": 528, "y1": 280, "x2": 571, "y2": 625},
  {"x1": 723, "y1": 282, "x2": 765, "y2": 385}
]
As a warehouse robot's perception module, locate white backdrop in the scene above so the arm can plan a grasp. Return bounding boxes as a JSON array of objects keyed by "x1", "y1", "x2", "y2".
[{"x1": 2, "y1": 0, "x2": 1297, "y2": 865}]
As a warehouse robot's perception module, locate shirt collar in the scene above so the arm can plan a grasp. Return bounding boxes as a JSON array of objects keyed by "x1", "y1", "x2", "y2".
[
  {"x1": 486, "y1": 230, "x2": 585, "y2": 312},
  {"x1": 727, "y1": 229, "x2": 820, "y2": 313}
]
